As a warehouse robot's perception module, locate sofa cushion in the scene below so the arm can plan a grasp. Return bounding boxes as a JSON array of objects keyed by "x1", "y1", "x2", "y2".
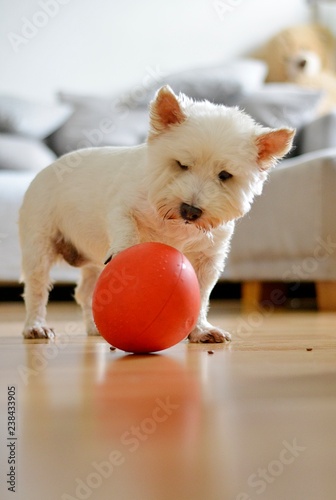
[
  {"x1": 48, "y1": 99, "x2": 149, "y2": 156},
  {"x1": 0, "y1": 95, "x2": 73, "y2": 140},
  {"x1": 0, "y1": 170, "x2": 80, "y2": 283},
  {"x1": 300, "y1": 111, "x2": 336, "y2": 154},
  {"x1": 122, "y1": 58, "x2": 268, "y2": 108},
  {"x1": 224, "y1": 149, "x2": 336, "y2": 281},
  {"x1": 48, "y1": 58, "x2": 267, "y2": 156},
  {"x1": 238, "y1": 84, "x2": 323, "y2": 130},
  {"x1": 0, "y1": 133, "x2": 56, "y2": 171}
]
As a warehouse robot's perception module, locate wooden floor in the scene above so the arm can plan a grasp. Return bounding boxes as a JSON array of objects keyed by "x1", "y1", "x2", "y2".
[{"x1": 1, "y1": 300, "x2": 336, "y2": 500}]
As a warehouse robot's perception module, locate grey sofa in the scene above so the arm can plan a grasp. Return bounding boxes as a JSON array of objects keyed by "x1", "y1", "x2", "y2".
[
  {"x1": 224, "y1": 145, "x2": 336, "y2": 311},
  {"x1": 1, "y1": 59, "x2": 335, "y2": 309}
]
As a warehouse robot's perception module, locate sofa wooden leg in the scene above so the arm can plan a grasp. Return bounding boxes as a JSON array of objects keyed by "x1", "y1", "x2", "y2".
[
  {"x1": 316, "y1": 281, "x2": 336, "y2": 311},
  {"x1": 241, "y1": 281, "x2": 288, "y2": 312},
  {"x1": 241, "y1": 281, "x2": 263, "y2": 312}
]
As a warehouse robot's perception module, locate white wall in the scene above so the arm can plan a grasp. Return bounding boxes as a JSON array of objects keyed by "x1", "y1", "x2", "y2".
[{"x1": 0, "y1": 0, "x2": 311, "y2": 102}]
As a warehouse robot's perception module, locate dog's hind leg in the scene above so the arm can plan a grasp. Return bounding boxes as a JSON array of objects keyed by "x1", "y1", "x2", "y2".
[
  {"x1": 74, "y1": 264, "x2": 102, "y2": 336},
  {"x1": 21, "y1": 243, "x2": 56, "y2": 339}
]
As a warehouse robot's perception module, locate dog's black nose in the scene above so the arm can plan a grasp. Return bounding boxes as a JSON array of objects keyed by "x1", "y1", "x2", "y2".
[{"x1": 180, "y1": 203, "x2": 203, "y2": 222}]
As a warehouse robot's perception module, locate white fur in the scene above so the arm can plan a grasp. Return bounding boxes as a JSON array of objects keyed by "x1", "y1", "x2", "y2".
[{"x1": 19, "y1": 86, "x2": 294, "y2": 342}]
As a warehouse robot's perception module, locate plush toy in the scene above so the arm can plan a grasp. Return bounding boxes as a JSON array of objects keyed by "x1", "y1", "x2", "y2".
[{"x1": 256, "y1": 24, "x2": 336, "y2": 114}]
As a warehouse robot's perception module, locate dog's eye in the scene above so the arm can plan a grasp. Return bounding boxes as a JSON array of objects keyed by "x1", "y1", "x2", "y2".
[
  {"x1": 176, "y1": 160, "x2": 189, "y2": 171},
  {"x1": 218, "y1": 170, "x2": 233, "y2": 182}
]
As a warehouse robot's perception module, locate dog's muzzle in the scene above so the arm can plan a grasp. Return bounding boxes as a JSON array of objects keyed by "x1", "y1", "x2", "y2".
[{"x1": 180, "y1": 203, "x2": 203, "y2": 222}]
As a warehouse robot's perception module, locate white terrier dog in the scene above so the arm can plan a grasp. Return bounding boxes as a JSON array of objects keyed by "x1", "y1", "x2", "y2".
[{"x1": 19, "y1": 86, "x2": 294, "y2": 342}]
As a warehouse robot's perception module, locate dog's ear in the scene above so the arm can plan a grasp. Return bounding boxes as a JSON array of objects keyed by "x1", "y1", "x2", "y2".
[
  {"x1": 256, "y1": 128, "x2": 295, "y2": 170},
  {"x1": 149, "y1": 86, "x2": 187, "y2": 138}
]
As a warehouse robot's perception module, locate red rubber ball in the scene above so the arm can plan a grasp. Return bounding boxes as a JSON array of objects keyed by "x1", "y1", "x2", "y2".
[{"x1": 92, "y1": 242, "x2": 201, "y2": 353}]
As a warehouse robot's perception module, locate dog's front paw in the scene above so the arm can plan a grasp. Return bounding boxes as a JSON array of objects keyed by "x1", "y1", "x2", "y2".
[
  {"x1": 188, "y1": 324, "x2": 231, "y2": 344},
  {"x1": 23, "y1": 325, "x2": 55, "y2": 340}
]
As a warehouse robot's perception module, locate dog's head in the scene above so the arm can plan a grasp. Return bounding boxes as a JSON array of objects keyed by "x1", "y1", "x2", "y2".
[{"x1": 146, "y1": 86, "x2": 295, "y2": 232}]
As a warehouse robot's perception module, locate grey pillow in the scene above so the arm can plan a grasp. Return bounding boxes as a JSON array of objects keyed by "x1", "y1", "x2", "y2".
[
  {"x1": 48, "y1": 95, "x2": 149, "y2": 156},
  {"x1": 0, "y1": 95, "x2": 73, "y2": 140},
  {"x1": 122, "y1": 58, "x2": 268, "y2": 108},
  {"x1": 0, "y1": 133, "x2": 56, "y2": 171},
  {"x1": 49, "y1": 58, "x2": 267, "y2": 156},
  {"x1": 237, "y1": 84, "x2": 323, "y2": 130}
]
